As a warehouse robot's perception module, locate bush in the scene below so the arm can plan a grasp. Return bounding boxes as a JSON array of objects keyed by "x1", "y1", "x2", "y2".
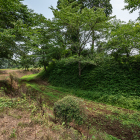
[{"x1": 53, "y1": 96, "x2": 86, "y2": 126}]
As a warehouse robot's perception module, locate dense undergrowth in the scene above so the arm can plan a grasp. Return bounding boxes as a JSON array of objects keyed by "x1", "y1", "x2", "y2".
[{"x1": 38, "y1": 55, "x2": 140, "y2": 110}]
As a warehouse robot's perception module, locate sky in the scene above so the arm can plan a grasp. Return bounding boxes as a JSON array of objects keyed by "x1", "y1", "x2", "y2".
[{"x1": 22, "y1": 0, "x2": 139, "y2": 22}]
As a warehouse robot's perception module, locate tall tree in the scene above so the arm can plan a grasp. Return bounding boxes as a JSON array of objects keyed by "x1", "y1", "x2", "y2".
[
  {"x1": 51, "y1": 0, "x2": 111, "y2": 76},
  {"x1": 85, "y1": 0, "x2": 112, "y2": 16},
  {"x1": 0, "y1": 0, "x2": 45, "y2": 67},
  {"x1": 56, "y1": 0, "x2": 112, "y2": 53},
  {"x1": 105, "y1": 19, "x2": 140, "y2": 62},
  {"x1": 30, "y1": 18, "x2": 67, "y2": 71},
  {"x1": 84, "y1": 0, "x2": 112, "y2": 53}
]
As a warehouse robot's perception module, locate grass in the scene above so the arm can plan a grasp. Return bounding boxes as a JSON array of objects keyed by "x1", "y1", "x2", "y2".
[
  {"x1": 19, "y1": 77, "x2": 140, "y2": 138},
  {"x1": 5, "y1": 66, "x2": 139, "y2": 112},
  {"x1": 38, "y1": 85, "x2": 140, "y2": 111},
  {"x1": 20, "y1": 73, "x2": 38, "y2": 81},
  {"x1": 84, "y1": 99, "x2": 140, "y2": 127},
  {"x1": 0, "y1": 68, "x2": 21, "y2": 70},
  {"x1": 0, "y1": 83, "x2": 121, "y2": 140},
  {"x1": 9, "y1": 129, "x2": 16, "y2": 138},
  {"x1": 19, "y1": 74, "x2": 140, "y2": 115}
]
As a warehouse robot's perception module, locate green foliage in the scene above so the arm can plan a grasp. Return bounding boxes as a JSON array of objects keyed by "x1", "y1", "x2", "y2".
[
  {"x1": 0, "y1": 58, "x2": 18, "y2": 69},
  {"x1": 43, "y1": 57, "x2": 140, "y2": 94},
  {"x1": 106, "y1": 19, "x2": 140, "y2": 62},
  {"x1": 50, "y1": 0, "x2": 112, "y2": 63},
  {"x1": 107, "y1": 135, "x2": 120, "y2": 140},
  {"x1": 0, "y1": 0, "x2": 46, "y2": 68},
  {"x1": 123, "y1": 0, "x2": 140, "y2": 13},
  {"x1": 20, "y1": 74, "x2": 38, "y2": 81},
  {"x1": 0, "y1": 97, "x2": 14, "y2": 108},
  {"x1": 9, "y1": 129, "x2": 16, "y2": 138},
  {"x1": 53, "y1": 95, "x2": 86, "y2": 125},
  {"x1": 31, "y1": 19, "x2": 65, "y2": 70},
  {"x1": 39, "y1": 56, "x2": 140, "y2": 110},
  {"x1": 37, "y1": 59, "x2": 57, "y2": 80}
]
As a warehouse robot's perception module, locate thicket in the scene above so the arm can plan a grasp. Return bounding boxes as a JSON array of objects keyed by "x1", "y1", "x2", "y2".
[
  {"x1": 39, "y1": 55, "x2": 140, "y2": 110},
  {"x1": 40, "y1": 56, "x2": 140, "y2": 94}
]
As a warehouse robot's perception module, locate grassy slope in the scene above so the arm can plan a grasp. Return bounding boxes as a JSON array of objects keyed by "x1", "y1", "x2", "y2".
[
  {"x1": 0, "y1": 74, "x2": 121, "y2": 140},
  {"x1": 20, "y1": 73, "x2": 38, "y2": 81},
  {"x1": 38, "y1": 57, "x2": 140, "y2": 111},
  {"x1": 20, "y1": 74, "x2": 140, "y2": 140}
]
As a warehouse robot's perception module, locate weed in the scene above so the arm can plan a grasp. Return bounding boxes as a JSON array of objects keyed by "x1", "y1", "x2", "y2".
[
  {"x1": 9, "y1": 128, "x2": 16, "y2": 138},
  {"x1": 0, "y1": 97, "x2": 14, "y2": 108},
  {"x1": 1, "y1": 130, "x2": 7, "y2": 135},
  {"x1": 18, "y1": 122, "x2": 29, "y2": 128},
  {"x1": 20, "y1": 73, "x2": 38, "y2": 81}
]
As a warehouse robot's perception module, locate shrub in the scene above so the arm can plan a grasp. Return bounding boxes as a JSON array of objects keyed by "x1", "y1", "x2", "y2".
[{"x1": 53, "y1": 96, "x2": 86, "y2": 126}]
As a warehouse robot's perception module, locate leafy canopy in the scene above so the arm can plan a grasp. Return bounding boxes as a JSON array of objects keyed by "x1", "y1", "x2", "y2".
[
  {"x1": 123, "y1": 0, "x2": 140, "y2": 13},
  {"x1": 50, "y1": 0, "x2": 111, "y2": 56}
]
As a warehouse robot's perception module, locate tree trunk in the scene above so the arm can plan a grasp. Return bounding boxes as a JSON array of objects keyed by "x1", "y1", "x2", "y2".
[
  {"x1": 78, "y1": 61, "x2": 81, "y2": 77},
  {"x1": 43, "y1": 54, "x2": 47, "y2": 72},
  {"x1": 78, "y1": 50, "x2": 81, "y2": 77},
  {"x1": 126, "y1": 51, "x2": 129, "y2": 58},
  {"x1": 44, "y1": 64, "x2": 47, "y2": 72}
]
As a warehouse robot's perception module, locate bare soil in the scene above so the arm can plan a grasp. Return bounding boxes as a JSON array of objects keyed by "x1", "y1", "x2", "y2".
[
  {"x1": 0, "y1": 69, "x2": 37, "y2": 81},
  {"x1": 0, "y1": 109, "x2": 63, "y2": 140}
]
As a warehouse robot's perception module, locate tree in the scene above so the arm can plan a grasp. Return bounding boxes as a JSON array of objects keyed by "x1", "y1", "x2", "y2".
[
  {"x1": 123, "y1": 0, "x2": 140, "y2": 13},
  {"x1": 1, "y1": 0, "x2": 26, "y2": 58},
  {"x1": 0, "y1": 0, "x2": 46, "y2": 67},
  {"x1": 30, "y1": 18, "x2": 69, "y2": 71},
  {"x1": 57, "y1": 0, "x2": 112, "y2": 16},
  {"x1": 51, "y1": 0, "x2": 111, "y2": 76},
  {"x1": 0, "y1": 58, "x2": 18, "y2": 69},
  {"x1": 57, "y1": 0, "x2": 83, "y2": 56},
  {"x1": 85, "y1": 0, "x2": 112, "y2": 53},
  {"x1": 56, "y1": 0, "x2": 113, "y2": 54},
  {"x1": 105, "y1": 19, "x2": 140, "y2": 62},
  {"x1": 85, "y1": 0, "x2": 112, "y2": 16}
]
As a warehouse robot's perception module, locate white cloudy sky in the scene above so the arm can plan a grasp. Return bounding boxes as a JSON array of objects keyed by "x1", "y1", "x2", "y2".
[{"x1": 22, "y1": 0, "x2": 139, "y2": 22}]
